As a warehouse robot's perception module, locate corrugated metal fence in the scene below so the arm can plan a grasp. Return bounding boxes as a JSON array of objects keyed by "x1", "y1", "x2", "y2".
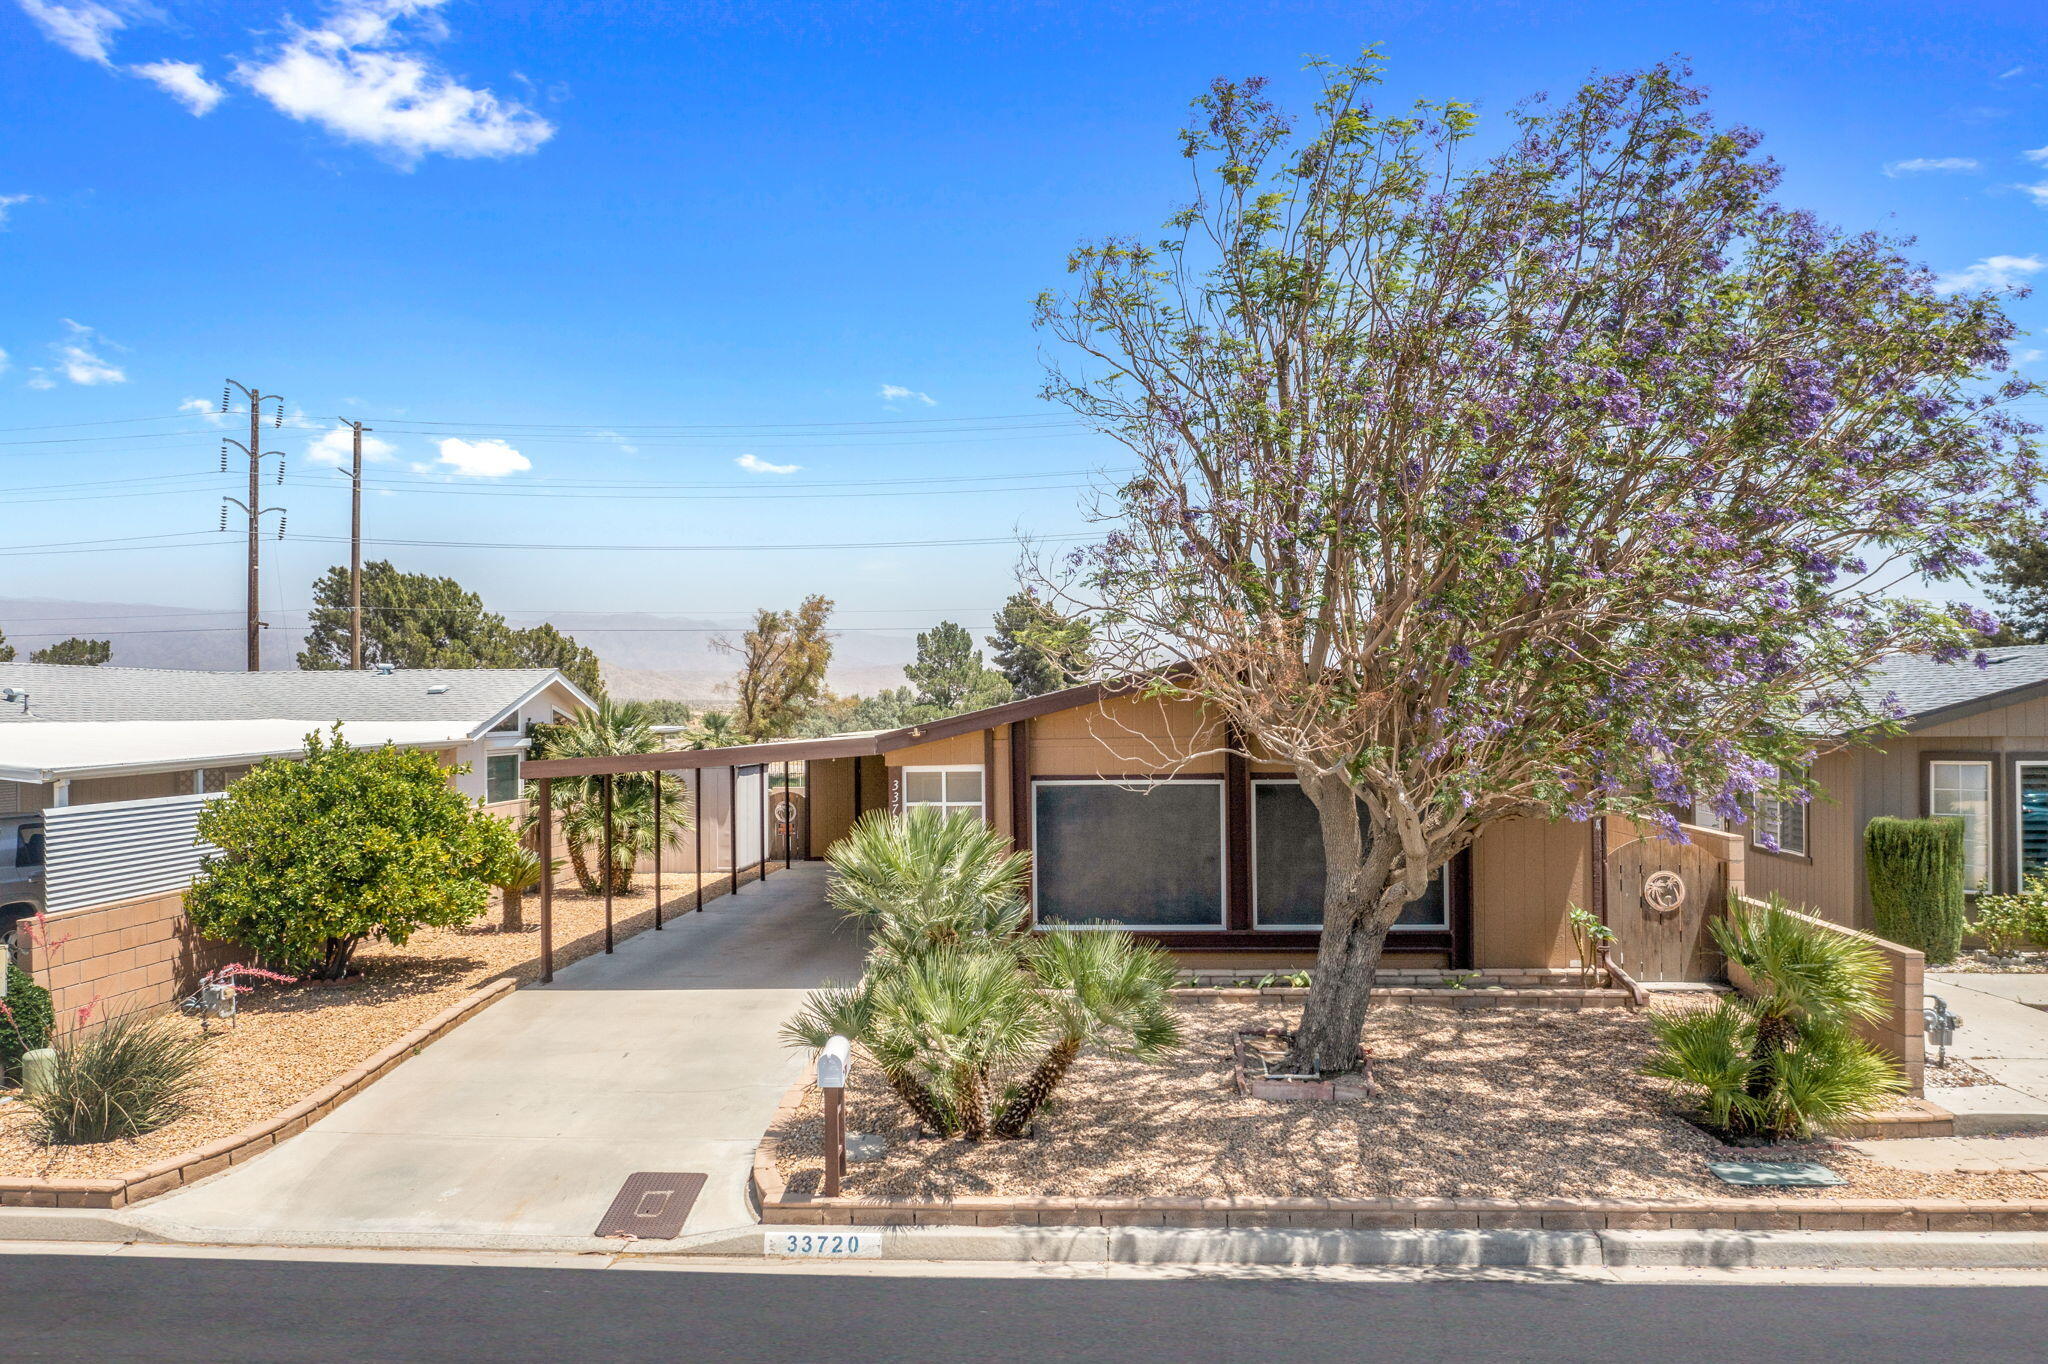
[{"x1": 42, "y1": 792, "x2": 220, "y2": 915}]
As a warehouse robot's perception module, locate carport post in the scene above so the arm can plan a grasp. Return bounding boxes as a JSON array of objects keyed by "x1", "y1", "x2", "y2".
[
  {"x1": 653, "y1": 772, "x2": 663, "y2": 931},
  {"x1": 537, "y1": 778, "x2": 554, "y2": 985},
  {"x1": 782, "y1": 761, "x2": 792, "y2": 869},
  {"x1": 729, "y1": 766, "x2": 739, "y2": 895},
  {"x1": 692, "y1": 769, "x2": 704, "y2": 911},
  {"x1": 602, "y1": 773, "x2": 615, "y2": 954}
]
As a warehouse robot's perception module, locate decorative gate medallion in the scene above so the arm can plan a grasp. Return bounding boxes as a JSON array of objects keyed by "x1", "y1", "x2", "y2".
[{"x1": 1641, "y1": 869, "x2": 1687, "y2": 915}]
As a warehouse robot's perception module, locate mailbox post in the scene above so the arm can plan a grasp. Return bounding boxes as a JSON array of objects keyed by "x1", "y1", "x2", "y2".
[{"x1": 818, "y1": 1034, "x2": 850, "y2": 1199}]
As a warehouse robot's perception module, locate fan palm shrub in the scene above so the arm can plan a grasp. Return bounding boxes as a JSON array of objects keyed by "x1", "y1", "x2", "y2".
[
  {"x1": 29, "y1": 1010, "x2": 210, "y2": 1144},
  {"x1": 785, "y1": 808, "x2": 1181, "y2": 1140},
  {"x1": 1646, "y1": 897, "x2": 1904, "y2": 1141},
  {"x1": 527, "y1": 700, "x2": 690, "y2": 894},
  {"x1": 489, "y1": 847, "x2": 548, "y2": 932}
]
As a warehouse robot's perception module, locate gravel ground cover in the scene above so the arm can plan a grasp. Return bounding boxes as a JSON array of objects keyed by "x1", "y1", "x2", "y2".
[
  {"x1": 1945, "y1": 949, "x2": 2048, "y2": 973},
  {"x1": 0, "y1": 867, "x2": 764, "y2": 1180},
  {"x1": 770, "y1": 997, "x2": 2047, "y2": 1203}
]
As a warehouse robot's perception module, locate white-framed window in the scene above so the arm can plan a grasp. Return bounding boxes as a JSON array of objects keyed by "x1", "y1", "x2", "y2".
[
  {"x1": 1250, "y1": 777, "x2": 1449, "y2": 930},
  {"x1": 1030, "y1": 778, "x2": 1227, "y2": 930},
  {"x1": 1929, "y1": 759, "x2": 1992, "y2": 894},
  {"x1": 1752, "y1": 767, "x2": 1809, "y2": 858},
  {"x1": 485, "y1": 753, "x2": 521, "y2": 804},
  {"x1": 900, "y1": 766, "x2": 985, "y2": 822}
]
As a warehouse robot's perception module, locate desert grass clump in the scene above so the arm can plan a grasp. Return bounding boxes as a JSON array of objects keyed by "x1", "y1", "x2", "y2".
[{"x1": 28, "y1": 1010, "x2": 210, "y2": 1145}]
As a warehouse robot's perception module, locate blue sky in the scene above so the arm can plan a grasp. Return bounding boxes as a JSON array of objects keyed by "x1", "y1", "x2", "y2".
[{"x1": 2, "y1": 0, "x2": 2044, "y2": 653}]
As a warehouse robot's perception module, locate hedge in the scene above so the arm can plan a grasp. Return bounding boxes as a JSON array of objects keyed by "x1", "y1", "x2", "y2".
[{"x1": 1864, "y1": 815, "x2": 1965, "y2": 965}]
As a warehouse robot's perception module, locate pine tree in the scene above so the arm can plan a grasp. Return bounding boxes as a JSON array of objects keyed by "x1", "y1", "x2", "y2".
[
  {"x1": 905, "y1": 622, "x2": 1011, "y2": 714},
  {"x1": 988, "y1": 589, "x2": 1093, "y2": 696},
  {"x1": 29, "y1": 637, "x2": 111, "y2": 666}
]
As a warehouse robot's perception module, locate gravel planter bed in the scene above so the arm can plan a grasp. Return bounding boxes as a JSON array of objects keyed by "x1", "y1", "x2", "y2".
[
  {"x1": 769, "y1": 998, "x2": 2046, "y2": 1204},
  {"x1": 0, "y1": 867, "x2": 759, "y2": 1180},
  {"x1": 1944, "y1": 949, "x2": 2048, "y2": 973}
]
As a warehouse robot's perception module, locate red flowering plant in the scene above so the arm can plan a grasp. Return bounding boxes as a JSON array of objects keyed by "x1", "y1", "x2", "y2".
[{"x1": 1035, "y1": 54, "x2": 2041, "y2": 1072}]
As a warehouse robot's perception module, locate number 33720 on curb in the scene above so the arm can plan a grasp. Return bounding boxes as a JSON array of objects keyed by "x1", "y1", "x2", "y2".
[{"x1": 763, "y1": 1230, "x2": 882, "y2": 1258}]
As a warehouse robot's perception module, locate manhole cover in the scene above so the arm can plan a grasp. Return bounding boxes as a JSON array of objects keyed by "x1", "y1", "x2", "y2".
[
  {"x1": 593, "y1": 1172, "x2": 707, "y2": 1240},
  {"x1": 1708, "y1": 1160, "x2": 1845, "y2": 1187}
]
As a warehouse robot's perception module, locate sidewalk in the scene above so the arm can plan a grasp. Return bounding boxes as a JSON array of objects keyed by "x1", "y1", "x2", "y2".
[
  {"x1": 122, "y1": 863, "x2": 863, "y2": 1251},
  {"x1": 1925, "y1": 971, "x2": 2048, "y2": 1134}
]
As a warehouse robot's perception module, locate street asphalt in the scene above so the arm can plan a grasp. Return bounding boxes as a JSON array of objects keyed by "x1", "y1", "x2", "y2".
[{"x1": 7, "y1": 1250, "x2": 2045, "y2": 1362}]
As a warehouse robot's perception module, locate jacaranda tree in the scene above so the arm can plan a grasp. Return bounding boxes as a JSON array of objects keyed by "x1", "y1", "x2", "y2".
[{"x1": 1035, "y1": 55, "x2": 2041, "y2": 1072}]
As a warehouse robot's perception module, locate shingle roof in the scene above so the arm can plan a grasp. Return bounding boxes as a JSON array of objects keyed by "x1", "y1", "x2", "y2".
[
  {"x1": 1859, "y1": 645, "x2": 2048, "y2": 725},
  {"x1": 0, "y1": 664, "x2": 568, "y2": 728}
]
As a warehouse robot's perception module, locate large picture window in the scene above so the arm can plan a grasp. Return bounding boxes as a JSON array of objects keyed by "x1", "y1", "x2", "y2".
[
  {"x1": 1032, "y1": 780, "x2": 1225, "y2": 929},
  {"x1": 485, "y1": 754, "x2": 521, "y2": 804},
  {"x1": 1928, "y1": 760, "x2": 1992, "y2": 894},
  {"x1": 1251, "y1": 779, "x2": 1448, "y2": 929},
  {"x1": 2017, "y1": 762, "x2": 2048, "y2": 887}
]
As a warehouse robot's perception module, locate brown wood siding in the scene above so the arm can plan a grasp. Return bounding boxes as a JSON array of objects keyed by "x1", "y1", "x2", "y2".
[
  {"x1": 1028, "y1": 692, "x2": 1226, "y2": 776},
  {"x1": 1744, "y1": 749, "x2": 1862, "y2": 928},
  {"x1": 1469, "y1": 817, "x2": 1593, "y2": 969},
  {"x1": 880, "y1": 732, "x2": 984, "y2": 767},
  {"x1": 806, "y1": 756, "x2": 859, "y2": 856}
]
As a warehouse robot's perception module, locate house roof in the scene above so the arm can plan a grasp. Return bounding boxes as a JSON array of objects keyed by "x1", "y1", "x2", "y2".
[
  {"x1": 0, "y1": 664, "x2": 584, "y2": 728},
  {"x1": 0, "y1": 720, "x2": 482, "y2": 785},
  {"x1": 1859, "y1": 645, "x2": 2048, "y2": 730}
]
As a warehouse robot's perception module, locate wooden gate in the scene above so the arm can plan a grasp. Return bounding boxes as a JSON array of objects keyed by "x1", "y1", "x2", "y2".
[{"x1": 1605, "y1": 832, "x2": 1724, "y2": 983}]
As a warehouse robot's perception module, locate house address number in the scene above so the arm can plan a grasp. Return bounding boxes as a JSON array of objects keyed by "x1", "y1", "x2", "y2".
[{"x1": 763, "y1": 1230, "x2": 882, "y2": 1258}]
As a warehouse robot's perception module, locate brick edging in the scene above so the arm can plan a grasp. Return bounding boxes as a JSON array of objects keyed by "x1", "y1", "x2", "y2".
[
  {"x1": 1171, "y1": 986, "x2": 1634, "y2": 1010},
  {"x1": 0, "y1": 976, "x2": 520, "y2": 1211},
  {"x1": 748, "y1": 1074, "x2": 2048, "y2": 1233}
]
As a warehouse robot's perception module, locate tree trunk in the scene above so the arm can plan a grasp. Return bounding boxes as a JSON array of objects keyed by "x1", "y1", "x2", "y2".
[
  {"x1": 501, "y1": 886, "x2": 524, "y2": 933},
  {"x1": 883, "y1": 1069, "x2": 952, "y2": 1135},
  {"x1": 992, "y1": 1034, "x2": 1081, "y2": 1137},
  {"x1": 956, "y1": 1064, "x2": 990, "y2": 1141},
  {"x1": 566, "y1": 839, "x2": 599, "y2": 895},
  {"x1": 1286, "y1": 769, "x2": 1411, "y2": 1075}
]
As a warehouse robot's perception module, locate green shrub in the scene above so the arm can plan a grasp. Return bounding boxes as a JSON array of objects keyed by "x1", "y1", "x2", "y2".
[
  {"x1": 1648, "y1": 897, "x2": 1904, "y2": 1142},
  {"x1": 784, "y1": 807, "x2": 1181, "y2": 1141},
  {"x1": 187, "y1": 725, "x2": 521, "y2": 980},
  {"x1": 0, "y1": 962, "x2": 55, "y2": 1081},
  {"x1": 28, "y1": 1010, "x2": 210, "y2": 1144},
  {"x1": 1970, "y1": 875, "x2": 2048, "y2": 957},
  {"x1": 1864, "y1": 816, "x2": 1965, "y2": 965}
]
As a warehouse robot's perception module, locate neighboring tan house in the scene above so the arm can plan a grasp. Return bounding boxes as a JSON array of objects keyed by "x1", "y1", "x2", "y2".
[
  {"x1": 1724, "y1": 645, "x2": 2048, "y2": 932},
  {"x1": 0, "y1": 663, "x2": 594, "y2": 1019}
]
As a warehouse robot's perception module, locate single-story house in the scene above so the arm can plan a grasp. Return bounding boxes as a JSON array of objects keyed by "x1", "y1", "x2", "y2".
[
  {"x1": 0, "y1": 662, "x2": 594, "y2": 1018},
  {"x1": 1716, "y1": 643, "x2": 2048, "y2": 928}
]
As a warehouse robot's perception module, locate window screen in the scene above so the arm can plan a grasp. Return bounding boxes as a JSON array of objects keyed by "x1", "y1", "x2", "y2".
[
  {"x1": 1252, "y1": 780, "x2": 1447, "y2": 929},
  {"x1": 1033, "y1": 781, "x2": 1224, "y2": 928}
]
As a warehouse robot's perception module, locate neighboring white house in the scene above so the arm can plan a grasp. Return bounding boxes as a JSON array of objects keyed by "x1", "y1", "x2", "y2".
[{"x1": 0, "y1": 664, "x2": 595, "y2": 923}]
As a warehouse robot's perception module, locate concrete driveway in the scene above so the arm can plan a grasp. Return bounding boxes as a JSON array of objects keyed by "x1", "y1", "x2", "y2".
[
  {"x1": 129, "y1": 863, "x2": 864, "y2": 1251},
  {"x1": 1924, "y1": 971, "x2": 2048, "y2": 1133}
]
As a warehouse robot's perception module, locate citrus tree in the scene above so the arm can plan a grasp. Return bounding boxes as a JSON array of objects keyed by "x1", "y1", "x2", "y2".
[
  {"x1": 1036, "y1": 55, "x2": 2042, "y2": 1072},
  {"x1": 187, "y1": 726, "x2": 521, "y2": 979}
]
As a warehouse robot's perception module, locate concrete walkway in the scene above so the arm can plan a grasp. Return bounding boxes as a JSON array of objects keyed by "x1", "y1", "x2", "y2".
[
  {"x1": 1925, "y1": 971, "x2": 2048, "y2": 1134},
  {"x1": 128, "y1": 863, "x2": 864, "y2": 1251}
]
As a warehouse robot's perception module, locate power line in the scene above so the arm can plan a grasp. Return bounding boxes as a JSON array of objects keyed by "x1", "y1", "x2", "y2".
[{"x1": 282, "y1": 530, "x2": 1096, "y2": 553}]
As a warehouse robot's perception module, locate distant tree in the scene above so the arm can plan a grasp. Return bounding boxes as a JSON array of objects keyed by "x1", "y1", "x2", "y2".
[
  {"x1": 29, "y1": 638, "x2": 110, "y2": 666},
  {"x1": 988, "y1": 590, "x2": 1094, "y2": 697},
  {"x1": 528, "y1": 702, "x2": 690, "y2": 894},
  {"x1": 298, "y1": 561, "x2": 604, "y2": 697},
  {"x1": 688, "y1": 710, "x2": 741, "y2": 749},
  {"x1": 187, "y1": 726, "x2": 521, "y2": 980},
  {"x1": 626, "y1": 699, "x2": 697, "y2": 727},
  {"x1": 1983, "y1": 539, "x2": 2048, "y2": 644},
  {"x1": 906, "y1": 622, "x2": 1012, "y2": 714},
  {"x1": 715, "y1": 595, "x2": 834, "y2": 740},
  {"x1": 0, "y1": 627, "x2": 13, "y2": 662}
]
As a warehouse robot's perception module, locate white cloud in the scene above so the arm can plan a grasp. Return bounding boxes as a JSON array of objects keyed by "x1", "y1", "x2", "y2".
[
  {"x1": 236, "y1": 0, "x2": 554, "y2": 166},
  {"x1": 2018, "y1": 181, "x2": 2048, "y2": 209},
  {"x1": 1882, "y1": 157, "x2": 1980, "y2": 177},
  {"x1": 2019, "y1": 349, "x2": 2046, "y2": 365},
  {"x1": 1934, "y1": 254, "x2": 2044, "y2": 294},
  {"x1": 2026, "y1": 145, "x2": 2048, "y2": 166},
  {"x1": 735, "y1": 453, "x2": 801, "y2": 475},
  {"x1": 0, "y1": 348, "x2": 8, "y2": 375},
  {"x1": 0, "y1": 193, "x2": 33, "y2": 228},
  {"x1": 878, "y1": 383, "x2": 936, "y2": 407},
  {"x1": 308, "y1": 423, "x2": 398, "y2": 466},
  {"x1": 25, "y1": 374, "x2": 56, "y2": 390},
  {"x1": 45, "y1": 319, "x2": 126, "y2": 385},
  {"x1": 434, "y1": 436, "x2": 529, "y2": 477},
  {"x1": 2000, "y1": 66, "x2": 2027, "y2": 80},
  {"x1": 131, "y1": 59, "x2": 226, "y2": 115},
  {"x1": 178, "y1": 396, "x2": 230, "y2": 426},
  {"x1": 16, "y1": 0, "x2": 126, "y2": 66}
]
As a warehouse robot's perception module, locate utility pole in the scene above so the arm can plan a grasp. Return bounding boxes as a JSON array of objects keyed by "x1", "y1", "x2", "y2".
[
  {"x1": 219, "y1": 380, "x2": 288, "y2": 672},
  {"x1": 337, "y1": 418, "x2": 371, "y2": 669}
]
